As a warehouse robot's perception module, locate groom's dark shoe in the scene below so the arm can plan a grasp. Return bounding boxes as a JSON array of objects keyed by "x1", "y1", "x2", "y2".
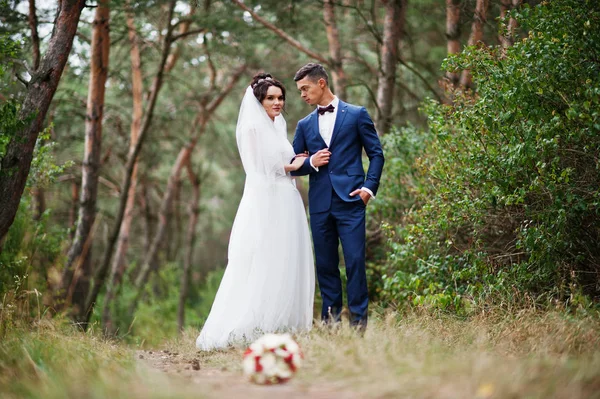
[{"x1": 350, "y1": 314, "x2": 367, "y2": 337}]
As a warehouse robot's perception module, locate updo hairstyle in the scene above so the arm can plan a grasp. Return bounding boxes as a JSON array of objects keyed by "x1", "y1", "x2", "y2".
[{"x1": 250, "y1": 72, "x2": 286, "y2": 103}]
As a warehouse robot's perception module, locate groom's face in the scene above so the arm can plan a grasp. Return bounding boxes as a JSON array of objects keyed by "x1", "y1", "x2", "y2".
[{"x1": 296, "y1": 77, "x2": 325, "y2": 106}]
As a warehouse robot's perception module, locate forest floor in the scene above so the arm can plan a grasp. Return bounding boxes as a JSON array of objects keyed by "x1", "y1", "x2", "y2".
[
  {"x1": 134, "y1": 309, "x2": 600, "y2": 399},
  {"x1": 2, "y1": 308, "x2": 600, "y2": 399},
  {"x1": 136, "y1": 348, "x2": 359, "y2": 398}
]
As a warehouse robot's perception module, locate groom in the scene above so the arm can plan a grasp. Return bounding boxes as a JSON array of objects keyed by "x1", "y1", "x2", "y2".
[{"x1": 291, "y1": 63, "x2": 384, "y2": 330}]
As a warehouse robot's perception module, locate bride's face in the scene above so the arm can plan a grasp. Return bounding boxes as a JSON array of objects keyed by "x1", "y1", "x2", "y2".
[{"x1": 262, "y1": 86, "x2": 285, "y2": 120}]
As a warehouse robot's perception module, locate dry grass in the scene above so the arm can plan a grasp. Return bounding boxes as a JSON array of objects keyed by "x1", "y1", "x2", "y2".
[
  {"x1": 1, "y1": 308, "x2": 599, "y2": 398},
  {"x1": 0, "y1": 319, "x2": 201, "y2": 399},
  {"x1": 169, "y1": 308, "x2": 600, "y2": 398}
]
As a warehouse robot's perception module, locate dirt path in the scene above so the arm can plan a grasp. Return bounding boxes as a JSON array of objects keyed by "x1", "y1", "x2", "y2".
[{"x1": 136, "y1": 349, "x2": 359, "y2": 399}]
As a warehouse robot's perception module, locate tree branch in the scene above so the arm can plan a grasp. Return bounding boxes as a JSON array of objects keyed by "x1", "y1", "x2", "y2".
[
  {"x1": 205, "y1": 63, "x2": 247, "y2": 115},
  {"x1": 347, "y1": 80, "x2": 381, "y2": 116},
  {"x1": 231, "y1": 0, "x2": 329, "y2": 65},
  {"x1": 204, "y1": 39, "x2": 217, "y2": 91},
  {"x1": 171, "y1": 28, "x2": 206, "y2": 43},
  {"x1": 398, "y1": 58, "x2": 443, "y2": 103}
]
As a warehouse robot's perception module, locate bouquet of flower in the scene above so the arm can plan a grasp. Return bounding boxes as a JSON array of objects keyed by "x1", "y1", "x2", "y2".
[{"x1": 242, "y1": 333, "x2": 303, "y2": 385}]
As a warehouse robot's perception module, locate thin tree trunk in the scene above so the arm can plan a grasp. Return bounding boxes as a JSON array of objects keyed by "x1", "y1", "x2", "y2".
[
  {"x1": 376, "y1": 0, "x2": 406, "y2": 135},
  {"x1": 445, "y1": 0, "x2": 462, "y2": 86},
  {"x1": 171, "y1": 179, "x2": 183, "y2": 261},
  {"x1": 69, "y1": 180, "x2": 78, "y2": 236},
  {"x1": 177, "y1": 163, "x2": 202, "y2": 332},
  {"x1": 28, "y1": 0, "x2": 40, "y2": 70},
  {"x1": 323, "y1": 0, "x2": 347, "y2": 100},
  {"x1": 31, "y1": 187, "x2": 45, "y2": 220},
  {"x1": 101, "y1": 8, "x2": 143, "y2": 334},
  {"x1": 499, "y1": 0, "x2": 521, "y2": 48},
  {"x1": 83, "y1": 0, "x2": 178, "y2": 326},
  {"x1": 59, "y1": 0, "x2": 110, "y2": 322},
  {"x1": 0, "y1": 0, "x2": 86, "y2": 242},
  {"x1": 141, "y1": 180, "x2": 154, "y2": 255},
  {"x1": 460, "y1": 0, "x2": 489, "y2": 89}
]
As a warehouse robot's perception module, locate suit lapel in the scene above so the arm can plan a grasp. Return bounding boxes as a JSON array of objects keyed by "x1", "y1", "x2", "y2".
[
  {"x1": 329, "y1": 101, "x2": 348, "y2": 148},
  {"x1": 309, "y1": 109, "x2": 327, "y2": 147}
]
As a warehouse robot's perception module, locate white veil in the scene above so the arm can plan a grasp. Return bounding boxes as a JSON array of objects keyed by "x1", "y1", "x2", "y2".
[{"x1": 235, "y1": 86, "x2": 294, "y2": 182}]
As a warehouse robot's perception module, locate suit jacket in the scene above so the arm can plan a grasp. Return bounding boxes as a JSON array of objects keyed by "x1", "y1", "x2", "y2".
[{"x1": 291, "y1": 100, "x2": 384, "y2": 214}]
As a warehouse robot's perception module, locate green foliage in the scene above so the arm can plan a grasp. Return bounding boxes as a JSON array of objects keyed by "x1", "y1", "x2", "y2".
[
  {"x1": 0, "y1": 34, "x2": 19, "y2": 77},
  {"x1": 0, "y1": 132, "x2": 72, "y2": 305},
  {"x1": 366, "y1": 125, "x2": 429, "y2": 302},
  {"x1": 101, "y1": 265, "x2": 225, "y2": 347},
  {"x1": 374, "y1": 0, "x2": 600, "y2": 311},
  {"x1": 29, "y1": 128, "x2": 75, "y2": 188},
  {"x1": 0, "y1": 35, "x2": 24, "y2": 161}
]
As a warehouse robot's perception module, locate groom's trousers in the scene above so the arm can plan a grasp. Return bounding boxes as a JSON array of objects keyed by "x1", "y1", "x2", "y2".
[{"x1": 310, "y1": 189, "x2": 368, "y2": 327}]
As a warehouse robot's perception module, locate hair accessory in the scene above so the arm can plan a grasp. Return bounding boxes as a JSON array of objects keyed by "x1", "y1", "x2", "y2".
[
  {"x1": 252, "y1": 76, "x2": 273, "y2": 88},
  {"x1": 257, "y1": 77, "x2": 273, "y2": 84}
]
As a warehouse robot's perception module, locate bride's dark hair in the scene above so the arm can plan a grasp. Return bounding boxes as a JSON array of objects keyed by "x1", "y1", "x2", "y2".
[{"x1": 251, "y1": 72, "x2": 286, "y2": 104}]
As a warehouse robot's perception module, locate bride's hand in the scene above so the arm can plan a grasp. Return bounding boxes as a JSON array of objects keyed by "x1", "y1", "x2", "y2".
[{"x1": 291, "y1": 156, "x2": 307, "y2": 170}]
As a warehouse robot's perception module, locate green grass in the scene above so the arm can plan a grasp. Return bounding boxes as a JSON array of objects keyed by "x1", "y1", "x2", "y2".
[{"x1": 0, "y1": 319, "x2": 200, "y2": 399}]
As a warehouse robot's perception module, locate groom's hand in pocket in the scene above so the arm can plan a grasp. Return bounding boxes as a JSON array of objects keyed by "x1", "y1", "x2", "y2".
[{"x1": 350, "y1": 189, "x2": 371, "y2": 205}]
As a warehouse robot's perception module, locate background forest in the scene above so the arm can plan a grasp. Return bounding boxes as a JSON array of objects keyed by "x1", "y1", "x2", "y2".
[{"x1": 1, "y1": 0, "x2": 599, "y2": 350}]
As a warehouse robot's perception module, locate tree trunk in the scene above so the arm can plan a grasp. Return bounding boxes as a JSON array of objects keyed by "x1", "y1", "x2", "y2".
[
  {"x1": 460, "y1": 0, "x2": 489, "y2": 89},
  {"x1": 28, "y1": 0, "x2": 41, "y2": 70},
  {"x1": 101, "y1": 9, "x2": 143, "y2": 335},
  {"x1": 323, "y1": 0, "x2": 347, "y2": 100},
  {"x1": 31, "y1": 187, "x2": 45, "y2": 220},
  {"x1": 375, "y1": 0, "x2": 406, "y2": 135},
  {"x1": 59, "y1": 0, "x2": 110, "y2": 323},
  {"x1": 141, "y1": 180, "x2": 154, "y2": 255},
  {"x1": 499, "y1": 0, "x2": 521, "y2": 48},
  {"x1": 445, "y1": 0, "x2": 462, "y2": 86},
  {"x1": 177, "y1": 164, "x2": 202, "y2": 332},
  {"x1": 83, "y1": 0, "x2": 178, "y2": 327},
  {"x1": 69, "y1": 179, "x2": 78, "y2": 237},
  {"x1": 0, "y1": 0, "x2": 86, "y2": 242}
]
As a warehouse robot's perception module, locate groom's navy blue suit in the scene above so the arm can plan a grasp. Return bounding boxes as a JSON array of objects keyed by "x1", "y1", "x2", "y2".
[{"x1": 292, "y1": 100, "x2": 384, "y2": 326}]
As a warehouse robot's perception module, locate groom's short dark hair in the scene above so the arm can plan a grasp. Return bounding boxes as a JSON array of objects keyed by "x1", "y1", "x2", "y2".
[{"x1": 294, "y1": 63, "x2": 329, "y2": 86}]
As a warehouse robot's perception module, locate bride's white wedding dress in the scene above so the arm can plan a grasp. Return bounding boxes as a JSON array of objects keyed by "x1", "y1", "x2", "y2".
[{"x1": 196, "y1": 87, "x2": 315, "y2": 351}]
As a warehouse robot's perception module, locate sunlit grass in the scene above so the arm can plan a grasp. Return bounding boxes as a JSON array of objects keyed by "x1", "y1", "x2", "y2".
[
  {"x1": 2, "y1": 307, "x2": 599, "y2": 398},
  {"x1": 172, "y1": 308, "x2": 600, "y2": 398}
]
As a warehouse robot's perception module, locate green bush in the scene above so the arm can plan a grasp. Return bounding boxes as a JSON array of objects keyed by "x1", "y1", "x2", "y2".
[
  {"x1": 373, "y1": 0, "x2": 600, "y2": 311},
  {"x1": 0, "y1": 128, "x2": 72, "y2": 330}
]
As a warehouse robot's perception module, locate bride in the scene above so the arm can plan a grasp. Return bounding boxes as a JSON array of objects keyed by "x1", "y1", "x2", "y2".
[{"x1": 196, "y1": 73, "x2": 315, "y2": 350}]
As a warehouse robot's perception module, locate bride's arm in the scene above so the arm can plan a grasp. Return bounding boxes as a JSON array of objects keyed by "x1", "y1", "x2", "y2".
[{"x1": 284, "y1": 155, "x2": 308, "y2": 172}]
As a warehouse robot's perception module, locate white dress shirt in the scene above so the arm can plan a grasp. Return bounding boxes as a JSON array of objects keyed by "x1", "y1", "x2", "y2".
[
  {"x1": 309, "y1": 96, "x2": 375, "y2": 199},
  {"x1": 318, "y1": 97, "x2": 339, "y2": 147}
]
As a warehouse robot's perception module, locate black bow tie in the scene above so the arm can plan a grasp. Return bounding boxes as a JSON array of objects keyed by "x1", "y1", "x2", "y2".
[{"x1": 318, "y1": 104, "x2": 335, "y2": 115}]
